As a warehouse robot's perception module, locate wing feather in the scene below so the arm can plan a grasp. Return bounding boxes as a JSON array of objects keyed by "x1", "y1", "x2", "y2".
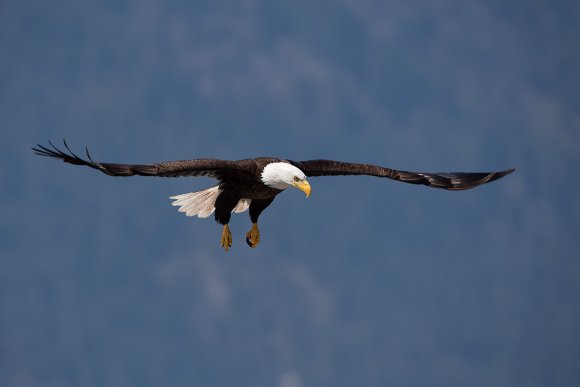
[
  {"x1": 32, "y1": 140, "x2": 243, "y2": 179},
  {"x1": 293, "y1": 159, "x2": 514, "y2": 190}
]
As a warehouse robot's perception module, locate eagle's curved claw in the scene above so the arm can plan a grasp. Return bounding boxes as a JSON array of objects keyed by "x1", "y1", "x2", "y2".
[
  {"x1": 245, "y1": 223, "x2": 260, "y2": 248},
  {"x1": 221, "y1": 224, "x2": 232, "y2": 251}
]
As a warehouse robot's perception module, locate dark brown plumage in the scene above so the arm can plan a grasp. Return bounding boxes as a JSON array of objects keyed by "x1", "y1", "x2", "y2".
[
  {"x1": 290, "y1": 159, "x2": 514, "y2": 190},
  {"x1": 33, "y1": 140, "x2": 514, "y2": 250}
]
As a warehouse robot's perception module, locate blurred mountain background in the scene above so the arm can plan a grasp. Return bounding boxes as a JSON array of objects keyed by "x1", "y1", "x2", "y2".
[{"x1": 1, "y1": 1, "x2": 579, "y2": 386}]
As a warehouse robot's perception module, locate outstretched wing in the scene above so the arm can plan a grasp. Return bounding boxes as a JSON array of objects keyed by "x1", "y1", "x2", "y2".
[
  {"x1": 32, "y1": 140, "x2": 244, "y2": 179},
  {"x1": 292, "y1": 159, "x2": 514, "y2": 190}
]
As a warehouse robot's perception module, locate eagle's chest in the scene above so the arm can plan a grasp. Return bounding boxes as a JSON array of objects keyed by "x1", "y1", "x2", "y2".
[{"x1": 220, "y1": 176, "x2": 282, "y2": 200}]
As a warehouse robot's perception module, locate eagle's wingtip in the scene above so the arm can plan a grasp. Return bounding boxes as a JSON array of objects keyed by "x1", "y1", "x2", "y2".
[
  {"x1": 486, "y1": 168, "x2": 515, "y2": 185},
  {"x1": 500, "y1": 168, "x2": 516, "y2": 177}
]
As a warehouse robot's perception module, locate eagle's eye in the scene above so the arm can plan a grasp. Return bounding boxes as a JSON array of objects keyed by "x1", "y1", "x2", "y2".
[{"x1": 293, "y1": 176, "x2": 300, "y2": 182}]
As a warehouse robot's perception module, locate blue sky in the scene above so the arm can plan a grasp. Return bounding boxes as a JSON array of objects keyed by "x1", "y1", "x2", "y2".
[{"x1": 1, "y1": 1, "x2": 579, "y2": 386}]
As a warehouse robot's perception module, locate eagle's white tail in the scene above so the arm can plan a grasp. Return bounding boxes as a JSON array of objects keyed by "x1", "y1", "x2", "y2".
[{"x1": 170, "y1": 185, "x2": 251, "y2": 218}]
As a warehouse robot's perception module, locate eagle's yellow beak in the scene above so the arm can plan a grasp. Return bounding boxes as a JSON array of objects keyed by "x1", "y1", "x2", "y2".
[{"x1": 294, "y1": 179, "x2": 311, "y2": 197}]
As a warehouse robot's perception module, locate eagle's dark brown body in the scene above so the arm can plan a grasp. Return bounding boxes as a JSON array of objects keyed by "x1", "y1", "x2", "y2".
[{"x1": 33, "y1": 140, "x2": 514, "y2": 250}]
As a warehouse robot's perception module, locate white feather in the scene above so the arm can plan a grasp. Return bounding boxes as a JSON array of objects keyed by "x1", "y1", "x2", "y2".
[
  {"x1": 233, "y1": 199, "x2": 251, "y2": 213},
  {"x1": 169, "y1": 185, "x2": 251, "y2": 218}
]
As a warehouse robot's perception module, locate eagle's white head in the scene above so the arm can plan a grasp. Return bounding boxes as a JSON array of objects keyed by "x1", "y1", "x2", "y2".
[{"x1": 261, "y1": 162, "x2": 311, "y2": 197}]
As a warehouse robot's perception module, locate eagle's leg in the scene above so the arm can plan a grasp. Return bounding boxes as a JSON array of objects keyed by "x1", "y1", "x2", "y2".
[
  {"x1": 215, "y1": 190, "x2": 240, "y2": 252},
  {"x1": 246, "y1": 223, "x2": 260, "y2": 248},
  {"x1": 221, "y1": 224, "x2": 233, "y2": 251},
  {"x1": 246, "y1": 197, "x2": 276, "y2": 248}
]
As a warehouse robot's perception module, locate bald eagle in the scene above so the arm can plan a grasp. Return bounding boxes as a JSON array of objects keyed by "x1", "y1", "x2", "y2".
[{"x1": 33, "y1": 141, "x2": 514, "y2": 251}]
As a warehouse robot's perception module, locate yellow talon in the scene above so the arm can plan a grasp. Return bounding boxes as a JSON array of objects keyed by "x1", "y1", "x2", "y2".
[
  {"x1": 221, "y1": 224, "x2": 232, "y2": 251},
  {"x1": 245, "y1": 223, "x2": 260, "y2": 248}
]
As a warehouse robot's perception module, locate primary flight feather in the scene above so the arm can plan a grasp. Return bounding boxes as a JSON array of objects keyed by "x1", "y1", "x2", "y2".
[{"x1": 33, "y1": 140, "x2": 514, "y2": 251}]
